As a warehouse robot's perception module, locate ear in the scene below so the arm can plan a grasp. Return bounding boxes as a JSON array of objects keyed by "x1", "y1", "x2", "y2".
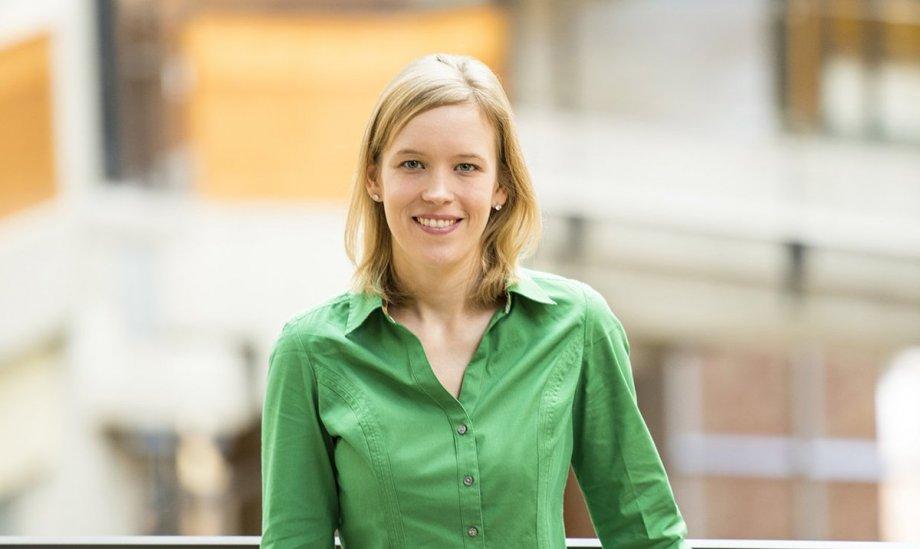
[
  {"x1": 366, "y1": 163, "x2": 382, "y2": 198},
  {"x1": 492, "y1": 183, "x2": 508, "y2": 208}
]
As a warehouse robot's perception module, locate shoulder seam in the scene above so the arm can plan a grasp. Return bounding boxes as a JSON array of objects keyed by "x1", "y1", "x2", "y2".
[
  {"x1": 580, "y1": 282, "x2": 628, "y2": 348},
  {"x1": 283, "y1": 292, "x2": 351, "y2": 332}
]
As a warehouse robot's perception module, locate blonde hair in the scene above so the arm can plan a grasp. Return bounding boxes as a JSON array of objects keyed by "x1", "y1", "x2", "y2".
[{"x1": 344, "y1": 53, "x2": 542, "y2": 309}]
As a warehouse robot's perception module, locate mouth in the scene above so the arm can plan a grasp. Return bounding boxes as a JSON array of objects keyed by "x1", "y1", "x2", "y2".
[{"x1": 413, "y1": 216, "x2": 463, "y2": 234}]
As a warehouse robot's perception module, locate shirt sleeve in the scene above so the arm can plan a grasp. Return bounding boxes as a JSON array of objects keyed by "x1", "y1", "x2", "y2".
[
  {"x1": 261, "y1": 325, "x2": 339, "y2": 549},
  {"x1": 571, "y1": 284, "x2": 689, "y2": 549}
]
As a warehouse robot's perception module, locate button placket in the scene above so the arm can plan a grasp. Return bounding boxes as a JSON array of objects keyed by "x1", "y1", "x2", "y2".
[{"x1": 453, "y1": 415, "x2": 484, "y2": 546}]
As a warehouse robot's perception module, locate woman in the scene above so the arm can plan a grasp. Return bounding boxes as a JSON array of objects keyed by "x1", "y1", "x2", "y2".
[{"x1": 261, "y1": 53, "x2": 689, "y2": 548}]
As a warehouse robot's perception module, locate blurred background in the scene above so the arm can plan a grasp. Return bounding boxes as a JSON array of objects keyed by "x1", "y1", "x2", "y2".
[{"x1": 1, "y1": 0, "x2": 919, "y2": 542}]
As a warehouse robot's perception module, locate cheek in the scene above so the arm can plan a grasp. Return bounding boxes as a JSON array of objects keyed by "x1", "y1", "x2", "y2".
[
  {"x1": 471, "y1": 187, "x2": 497, "y2": 209},
  {"x1": 380, "y1": 178, "x2": 410, "y2": 204}
]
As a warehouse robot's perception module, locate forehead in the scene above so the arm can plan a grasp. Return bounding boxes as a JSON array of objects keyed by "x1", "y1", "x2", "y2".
[{"x1": 387, "y1": 103, "x2": 496, "y2": 157}]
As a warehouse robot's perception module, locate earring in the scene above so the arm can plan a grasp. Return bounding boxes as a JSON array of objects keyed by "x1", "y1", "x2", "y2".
[
  {"x1": 372, "y1": 194, "x2": 380, "y2": 201},
  {"x1": 493, "y1": 204, "x2": 502, "y2": 211}
]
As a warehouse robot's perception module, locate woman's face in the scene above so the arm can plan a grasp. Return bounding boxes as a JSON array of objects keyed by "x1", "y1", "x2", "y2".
[{"x1": 367, "y1": 102, "x2": 507, "y2": 275}]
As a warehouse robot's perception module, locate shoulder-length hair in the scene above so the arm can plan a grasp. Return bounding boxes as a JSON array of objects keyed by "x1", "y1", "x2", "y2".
[{"x1": 344, "y1": 52, "x2": 542, "y2": 309}]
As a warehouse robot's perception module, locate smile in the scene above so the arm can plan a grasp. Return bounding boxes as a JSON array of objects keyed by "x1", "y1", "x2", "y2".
[{"x1": 413, "y1": 216, "x2": 462, "y2": 234}]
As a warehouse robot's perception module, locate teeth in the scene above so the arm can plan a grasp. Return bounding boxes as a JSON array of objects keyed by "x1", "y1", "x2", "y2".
[{"x1": 417, "y1": 217, "x2": 458, "y2": 228}]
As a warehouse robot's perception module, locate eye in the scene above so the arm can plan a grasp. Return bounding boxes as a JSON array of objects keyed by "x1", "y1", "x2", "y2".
[
  {"x1": 456, "y1": 163, "x2": 478, "y2": 173},
  {"x1": 400, "y1": 160, "x2": 423, "y2": 170}
]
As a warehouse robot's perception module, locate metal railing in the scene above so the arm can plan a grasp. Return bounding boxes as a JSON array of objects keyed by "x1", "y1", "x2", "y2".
[{"x1": 0, "y1": 537, "x2": 918, "y2": 548}]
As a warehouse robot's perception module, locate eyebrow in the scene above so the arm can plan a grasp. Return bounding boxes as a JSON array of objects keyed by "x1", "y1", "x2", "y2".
[{"x1": 394, "y1": 149, "x2": 487, "y2": 162}]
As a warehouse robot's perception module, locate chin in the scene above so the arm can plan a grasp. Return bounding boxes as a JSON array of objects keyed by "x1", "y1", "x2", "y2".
[
  {"x1": 414, "y1": 246, "x2": 474, "y2": 267},
  {"x1": 416, "y1": 252, "x2": 460, "y2": 267}
]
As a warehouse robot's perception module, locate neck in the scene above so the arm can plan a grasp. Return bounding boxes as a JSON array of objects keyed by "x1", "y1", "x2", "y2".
[{"x1": 389, "y1": 252, "x2": 486, "y2": 327}]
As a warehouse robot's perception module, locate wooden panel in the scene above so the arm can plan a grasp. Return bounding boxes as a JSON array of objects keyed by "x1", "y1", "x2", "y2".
[
  {"x1": 702, "y1": 348, "x2": 791, "y2": 435},
  {"x1": 0, "y1": 34, "x2": 56, "y2": 218},
  {"x1": 824, "y1": 348, "x2": 883, "y2": 439},
  {"x1": 883, "y1": 0, "x2": 920, "y2": 61},
  {"x1": 785, "y1": 1, "x2": 824, "y2": 131},
  {"x1": 827, "y1": 481, "x2": 879, "y2": 540},
  {"x1": 705, "y1": 477, "x2": 795, "y2": 539},
  {"x1": 827, "y1": 0, "x2": 920, "y2": 62},
  {"x1": 563, "y1": 467, "x2": 595, "y2": 537},
  {"x1": 180, "y1": 6, "x2": 509, "y2": 201},
  {"x1": 827, "y1": 0, "x2": 868, "y2": 58}
]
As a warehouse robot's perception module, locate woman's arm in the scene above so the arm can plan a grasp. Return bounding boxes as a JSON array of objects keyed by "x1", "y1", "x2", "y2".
[
  {"x1": 261, "y1": 326, "x2": 339, "y2": 549},
  {"x1": 571, "y1": 285, "x2": 689, "y2": 549}
]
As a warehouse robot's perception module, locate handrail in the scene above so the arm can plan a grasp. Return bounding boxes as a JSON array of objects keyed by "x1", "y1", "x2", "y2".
[{"x1": 0, "y1": 537, "x2": 917, "y2": 548}]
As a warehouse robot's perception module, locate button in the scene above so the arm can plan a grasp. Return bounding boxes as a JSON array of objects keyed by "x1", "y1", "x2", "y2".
[
  {"x1": 457, "y1": 423, "x2": 468, "y2": 435},
  {"x1": 463, "y1": 475, "x2": 474, "y2": 486},
  {"x1": 467, "y1": 526, "x2": 479, "y2": 537}
]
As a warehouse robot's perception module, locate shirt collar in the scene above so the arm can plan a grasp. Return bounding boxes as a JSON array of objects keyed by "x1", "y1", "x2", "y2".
[
  {"x1": 345, "y1": 291, "x2": 387, "y2": 335},
  {"x1": 344, "y1": 268, "x2": 556, "y2": 335}
]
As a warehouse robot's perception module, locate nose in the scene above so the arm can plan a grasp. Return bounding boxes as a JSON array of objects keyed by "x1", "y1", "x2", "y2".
[{"x1": 420, "y1": 167, "x2": 454, "y2": 203}]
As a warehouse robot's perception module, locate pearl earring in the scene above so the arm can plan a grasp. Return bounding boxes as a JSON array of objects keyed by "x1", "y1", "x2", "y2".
[
  {"x1": 372, "y1": 194, "x2": 380, "y2": 201},
  {"x1": 493, "y1": 204, "x2": 502, "y2": 211}
]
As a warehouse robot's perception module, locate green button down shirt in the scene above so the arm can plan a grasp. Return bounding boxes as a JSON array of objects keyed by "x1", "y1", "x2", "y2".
[{"x1": 261, "y1": 268, "x2": 688, "y2": 548}]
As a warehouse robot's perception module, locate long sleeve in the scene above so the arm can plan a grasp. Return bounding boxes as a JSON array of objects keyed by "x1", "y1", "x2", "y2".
[
  {"x1": 261, "y1": 326, "x2": 339, "y2": 549},
  {"x1": 571, "y1": 285, "x2": 689, "y2": 549}
]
